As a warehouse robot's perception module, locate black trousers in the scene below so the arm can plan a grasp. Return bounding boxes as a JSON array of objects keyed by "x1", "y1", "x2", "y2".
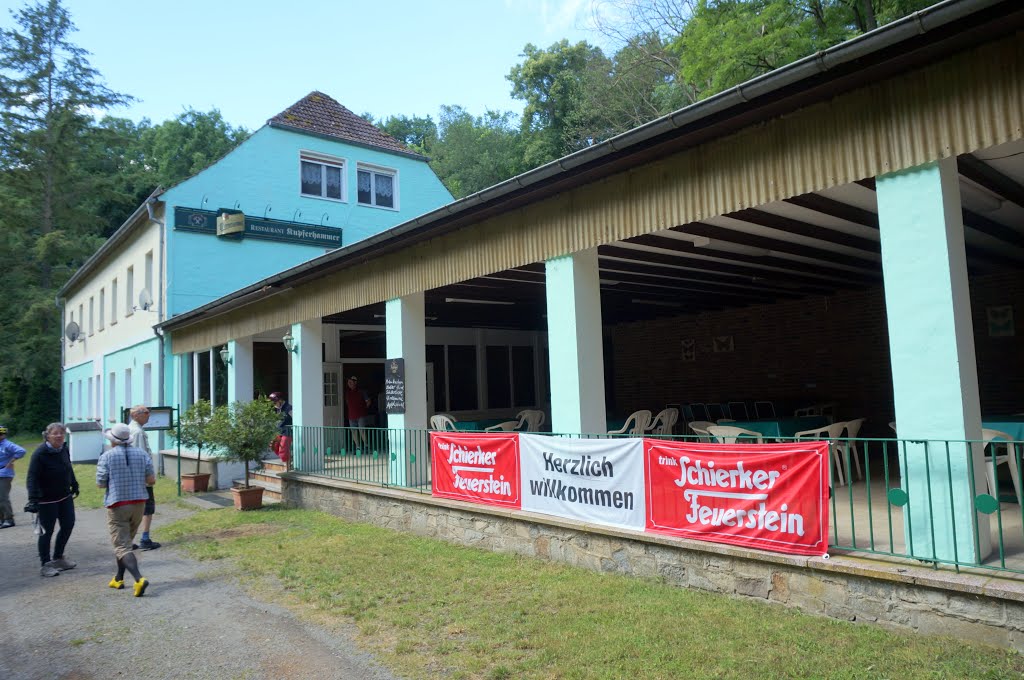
[{"x1": 37, "y1": 496, "x2": 75, "y2": 564}]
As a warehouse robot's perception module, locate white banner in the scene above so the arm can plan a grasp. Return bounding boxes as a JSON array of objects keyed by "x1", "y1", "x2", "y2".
[{"x1": 520, "y1": 434, "x2": 646, "y2": 530}]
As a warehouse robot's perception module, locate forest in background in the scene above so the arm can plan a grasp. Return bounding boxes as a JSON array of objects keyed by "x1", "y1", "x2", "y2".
[{"x1": 0, "y1": 0, "x2": 934, "y2": 432}]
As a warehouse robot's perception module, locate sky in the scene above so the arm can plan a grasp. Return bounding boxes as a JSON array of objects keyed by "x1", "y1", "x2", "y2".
[{"x1": 0, "y1": 0, "x2": 615, "y2": 130}]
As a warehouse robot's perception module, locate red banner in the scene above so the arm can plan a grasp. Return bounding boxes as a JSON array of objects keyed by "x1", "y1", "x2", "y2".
[
  {"x1": 645, "y1": 440, "x2": 830, "y2": 556},
  {"x1": 431, "y1": 432, "x2": 521, "y2": 509}
]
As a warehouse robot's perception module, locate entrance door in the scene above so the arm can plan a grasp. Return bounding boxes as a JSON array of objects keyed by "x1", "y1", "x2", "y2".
[
  {"x1": 322, "y1": 364, "x2": 343, "y2": 426},
  {"x1": 342, "y1": 362, "x2": 385, "y2": 426}
]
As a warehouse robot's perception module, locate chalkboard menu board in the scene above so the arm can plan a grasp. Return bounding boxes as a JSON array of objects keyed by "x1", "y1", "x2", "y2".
[{"x1": 384, "y1": 358, "x2": 406, "y2": 415}]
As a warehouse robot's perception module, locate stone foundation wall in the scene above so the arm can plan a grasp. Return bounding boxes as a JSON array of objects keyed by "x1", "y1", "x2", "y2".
[{"x1": 283, "y1": 473, "x2": 1024, "y2": 651}]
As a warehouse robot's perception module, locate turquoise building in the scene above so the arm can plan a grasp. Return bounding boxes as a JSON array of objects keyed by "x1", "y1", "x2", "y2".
[{"x1": 57, "y1": 92, "x2": 452, "y2": 461}]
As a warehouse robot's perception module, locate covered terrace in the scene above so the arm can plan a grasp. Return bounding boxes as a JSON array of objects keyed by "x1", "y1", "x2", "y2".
[{"x1": 159, "y1": 0, "x2": 1024, "y2": 574}]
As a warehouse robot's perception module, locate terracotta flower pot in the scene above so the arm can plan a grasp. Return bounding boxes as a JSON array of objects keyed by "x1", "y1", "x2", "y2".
[
  {"x1": 181, "y1": 472, "x2": 212, "y2": 493},
  {"x1": 231, "y1": 485, "x2": 264, "y2": 511}
]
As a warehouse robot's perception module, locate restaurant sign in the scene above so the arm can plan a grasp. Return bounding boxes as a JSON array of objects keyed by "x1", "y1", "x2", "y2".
[{"x1": 174, "y1": 207, "x2": 341, "y2": 248}]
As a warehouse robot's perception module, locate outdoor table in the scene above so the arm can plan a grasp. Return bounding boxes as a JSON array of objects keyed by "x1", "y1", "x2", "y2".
[
  {"x1": 982, "y1": 416, "x2": 1024, "y2": 441},
  {"x1": 453, "y1": 418, "x2": 513, "y2": 432},
  {"x1": 726, "y1": 415, "x2": 830, "y2": 440}
]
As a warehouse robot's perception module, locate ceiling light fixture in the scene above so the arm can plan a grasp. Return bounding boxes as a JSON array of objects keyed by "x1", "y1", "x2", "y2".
[
  {"x1": 630, "y1": 299, "x2": 684, "y2": 308},
  {"x1": 444, "y1": 297, "x2": 515, "y2": 306}
]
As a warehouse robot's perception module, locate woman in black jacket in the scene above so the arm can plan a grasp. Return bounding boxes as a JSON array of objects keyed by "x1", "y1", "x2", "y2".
[{"x1": 25, "y1": 423, "x2": 79, "y2": 577}]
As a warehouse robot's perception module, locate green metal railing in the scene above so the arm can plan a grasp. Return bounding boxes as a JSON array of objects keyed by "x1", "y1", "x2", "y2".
[
  {"x1": 290, "y1": 426, "x2": 433, "y2": 492},
  {"x1": 290, "y1": 426, "x2": 1024, "y2": 575}
]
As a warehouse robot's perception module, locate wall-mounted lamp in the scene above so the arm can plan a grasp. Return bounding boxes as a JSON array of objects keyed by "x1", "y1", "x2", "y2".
[
  {"x1": 218, "y1": 346, "x2": 232, "y2": 365},
  {"x1": 282, "y1": 332, "x2": 298, "y2": 354}
]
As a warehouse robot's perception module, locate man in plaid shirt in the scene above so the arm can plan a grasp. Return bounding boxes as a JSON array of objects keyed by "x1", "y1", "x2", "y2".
[{"x1": 96, "y1": 423, "x2": 154, "y2": 597}]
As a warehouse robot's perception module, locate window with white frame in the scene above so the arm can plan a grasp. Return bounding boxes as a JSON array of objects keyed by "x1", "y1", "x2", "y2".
[
  {"x1": 88, "y1": 297, "x2": 94, "y2": 335},
  {"x1": 77, "y1": 380, "x2": 83, "y2": 418},
  {"x1": 87, "y1": 377, "x2": 93, "y2": 417},
  {"x1": 99, "y1": 288, "x2": 105, "y2": 330},
  {"x1": 68, "y1": 382, "x2": 74, "y2": 419},
  {"x1": 357, "y1": 164, "x2": 396, "y2": 209},
  {"x1": 323, "y1": 371, "x2": 338, "y2": 407},
  {"x1": 143, "y1": 363, "x2": 152, "y2": 405},
  {"x1": 108, "y1": 372, "x2": 116, "y2": 422},
  {"x1": 300, "y1": 152, "x2": 345, "y2": 201},
  {"x1": 144, "y1": 251, "x2": 153, "y2": 298},
  {"x1": 111, "y1": 278, "x2": 118, "y2": 324},
  {"x1": 125, "y1": 368, "x2": 132, "y2": 407},
  {"x1": 126, "y1": 266, "x2": 134, "y2": 316}
]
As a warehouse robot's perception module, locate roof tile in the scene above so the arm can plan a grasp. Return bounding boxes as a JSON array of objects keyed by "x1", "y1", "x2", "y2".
[{"x1": 269, "y1": 91, "x2": 416, "y2": 157}]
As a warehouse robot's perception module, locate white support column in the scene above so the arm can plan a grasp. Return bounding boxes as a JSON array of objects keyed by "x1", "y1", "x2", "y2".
[
  {"x1": 386, "y1": 293, "x2": 427, "y2": 487},
  {"x1": 191, "y1": 352, "x2": 200, "y2": 404},
  {"x1": 545, "y1": 248, "x2": 607, "y2": 435},
  {"x1": 208, "y1": 348, "x2": 216, "y2": 407},
  {"x1": 877, "y1": 157, "x2": 989, "y2": 562},
  {"x1": 227, "y1": 338, "x2": 253, "y2": 404}
]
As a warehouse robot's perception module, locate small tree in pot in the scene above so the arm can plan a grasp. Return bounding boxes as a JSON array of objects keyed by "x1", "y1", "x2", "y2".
[
  {"x1": 174, "y1": 399, "x2": 214, "y2": 492},
  {"x1": 207, "y1": 397, "x2": 279, "y2": 510}
]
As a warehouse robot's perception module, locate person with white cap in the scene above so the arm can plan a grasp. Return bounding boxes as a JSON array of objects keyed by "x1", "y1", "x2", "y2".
[
  {"x1": 96, "y1": 422, "x2": 154, "y2": 596},
  {"x1": 25, "y1": 423, "x2": 79, "y2": 577},
  {"x1": 127, "y1": 405, "x2": 160, "y2": 550}
]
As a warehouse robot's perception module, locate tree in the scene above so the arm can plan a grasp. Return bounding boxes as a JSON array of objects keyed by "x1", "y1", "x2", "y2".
[
  {"x1": 378, "y1": 114, "x2": 438, "y2": 156},
  {"x1": 206, "y1": 398, "x2": 279, "y2": 489},
  {"x1": 428, "y1": 105, "x2": 527, "y2": 199},
  {"x1": 0, "y1": 0, "x2": 131, "y2": 433},
  {"x1": 508, "y1": 40, "x2": 612, "y2": 167},
  {"x1": 173, "y1": 399, "x2": 214, "y2": 475},
  {"x1": 140, "y1": 109, "x2": 249, "y2": 189}
]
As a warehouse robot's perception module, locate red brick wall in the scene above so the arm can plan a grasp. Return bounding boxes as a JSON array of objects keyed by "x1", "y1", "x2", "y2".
[{"x1": 610, "y1": 271, "x2": 1024, "y2": 438}]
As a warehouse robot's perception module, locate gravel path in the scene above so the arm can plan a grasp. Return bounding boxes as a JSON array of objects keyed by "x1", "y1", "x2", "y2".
[{"x1": 0, "y1": 479, "x2": 399, "y2": 680}]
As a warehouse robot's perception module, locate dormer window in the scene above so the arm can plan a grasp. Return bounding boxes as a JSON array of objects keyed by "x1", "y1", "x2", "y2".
[
  {"x1": 300, "y1": 152, "x2": 345, "y2": 201},
  {"x1": 357, "y1": 164, "x2": 397, "y2": 209}
]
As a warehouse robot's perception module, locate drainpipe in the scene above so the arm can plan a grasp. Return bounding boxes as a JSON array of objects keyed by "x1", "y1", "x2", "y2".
[
  {"x1": 55, "y1": 294, "x2": 65, "y2": 422},
  {"x1": 146, "y1": 197, "x2": 167, "y2": 471}
]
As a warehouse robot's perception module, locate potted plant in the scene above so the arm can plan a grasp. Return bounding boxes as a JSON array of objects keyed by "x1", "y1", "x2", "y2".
[
  {"x1": 207, "y1": 397, "x2": 279, "y2": 510},
  {"x1": 174, "y1": 400, "x2": 214, "y2": 492}
]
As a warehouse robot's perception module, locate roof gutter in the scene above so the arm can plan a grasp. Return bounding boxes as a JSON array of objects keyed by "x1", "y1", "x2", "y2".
[{"x1": 158, "y1": 0, "x2": 1011, "y2": 333}]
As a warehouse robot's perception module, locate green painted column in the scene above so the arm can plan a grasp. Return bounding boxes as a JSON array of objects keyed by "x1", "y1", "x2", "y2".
[
  {"x1": 545, "y1": 248, "x2": 607, "y2": 435},
  {"x1": 289, "y1": 320, "x2": 323, "y2": 472},
  {"x1": 386, "y1": 293, "x2": 428, "y2": 487},
  {"x1": 877, "y1": 157, "x2": 989, "y2": 563}
]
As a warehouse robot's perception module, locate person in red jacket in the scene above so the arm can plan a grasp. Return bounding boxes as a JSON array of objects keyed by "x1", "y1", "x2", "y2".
[{"x1": 344, "y1": 376, "x2": 372, "y2": 452}]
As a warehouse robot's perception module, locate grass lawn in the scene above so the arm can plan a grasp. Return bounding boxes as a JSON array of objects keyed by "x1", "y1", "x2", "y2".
[{"x1": 161, "y1": 507, "x2": 1024, "y2": 680}]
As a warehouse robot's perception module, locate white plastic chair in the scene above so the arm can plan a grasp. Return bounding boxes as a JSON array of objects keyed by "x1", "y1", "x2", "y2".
[
  {"x1": 839, "y1": 418, "x2": 866, "y2": 481},
  {"x1": 983, "y1": 429, "x2": 1022, "y2": 506},
  {"x1": 484, "y1": 420, "x2": 519, "y2": 432},
  {"x1": 688, "y1": 421, "x2": 716, "y2": 442},
  {"x1": 794, "y1": 422, "x2": 848, "y2": 486},
  {"x1": 429, "y1": 414, "x2": 458, "y2": 431},
  {"x1": 707, "y1": 425, "x2": 764, "y2": 444},
  {"x1": 608, "y1": 410, "x2": 652, "y2": 436},
  {"x1": 647, "y1": 407, "x2": 679, "y2": 435},
  {"x1": 516, "y1": 409, "x2": 545, "y2": 432}
]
